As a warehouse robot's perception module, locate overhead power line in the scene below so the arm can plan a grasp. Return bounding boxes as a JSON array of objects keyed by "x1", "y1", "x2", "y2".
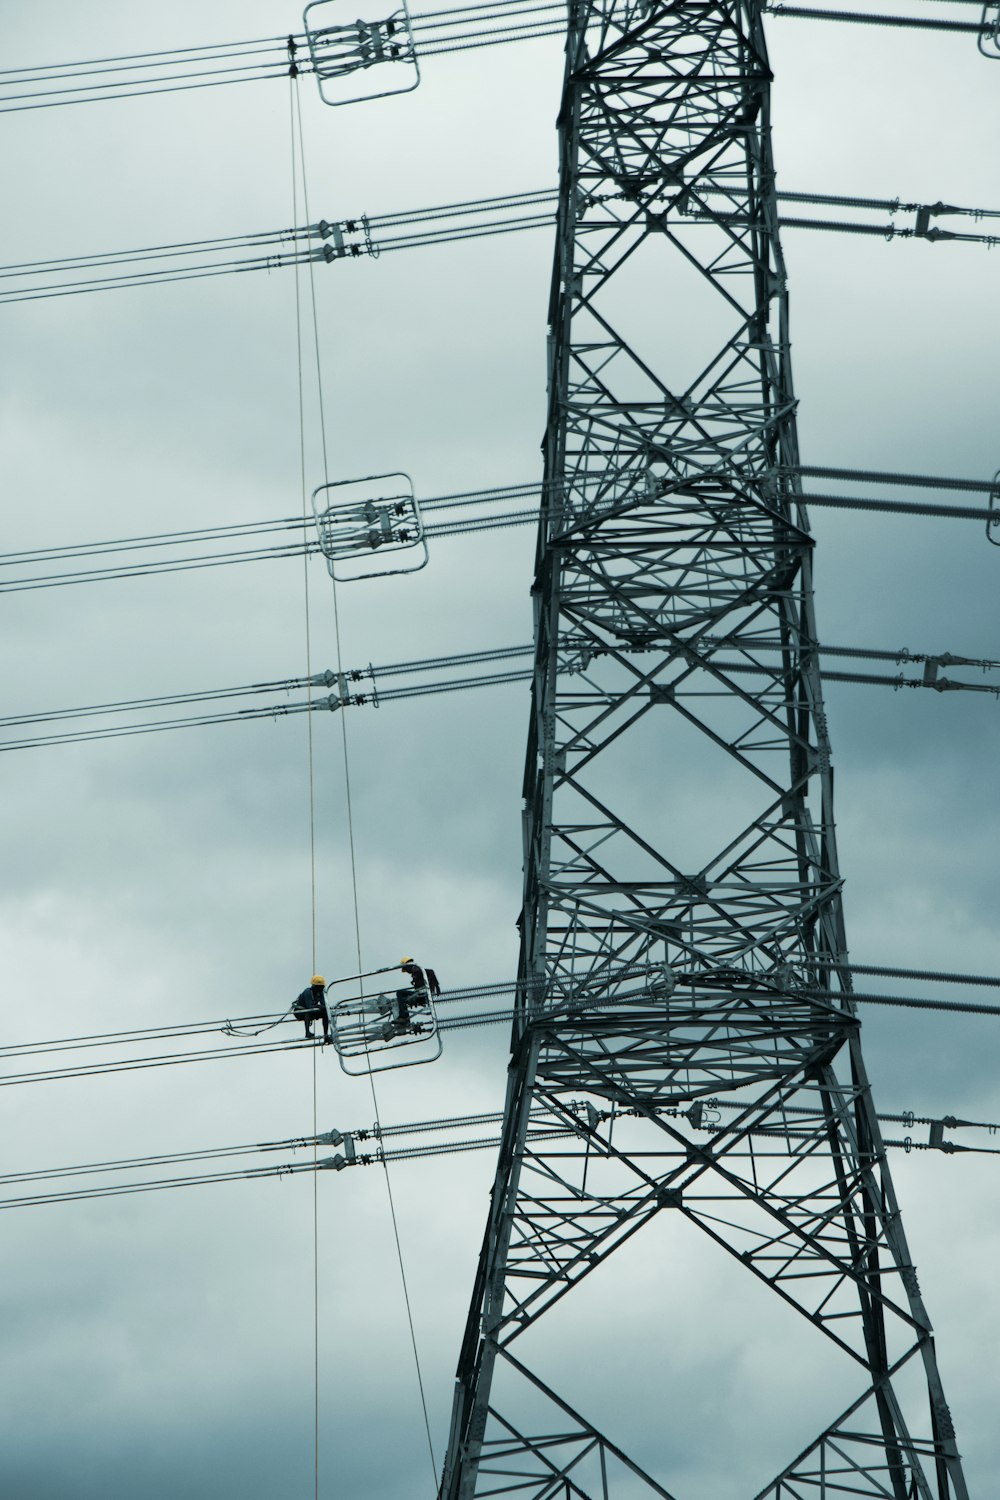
[
  {"x1": 765, "y1": 2, "x2": 997, "y2": 33},
  {"x1": 3, "y1": 0, "x2": 992, "y2": 114},
  {"x1": 3, "y1": 1081, "x2": 998, "y2": 1213},
  {"x1": 0, "y1": 33, "x2": 299, "y2": 112},
  {"x1": 2, "y1": 182, "x2": 998, "y2": 307},
  {"x1": 1, "y1": 626, "x2": 997, "y2": 756},
  {"x1": 0, "y1": 1, "x2": 568, "y2": 114},
  {"x1": 4, "y1": 964, "x2": 1000, "y2": 1095},
  {"x1": 0, "y1": 463, "x2": 996, "y2": 596},
  {"x1": 792, "y1": 462, "x2": 1000, "y2": 494}
]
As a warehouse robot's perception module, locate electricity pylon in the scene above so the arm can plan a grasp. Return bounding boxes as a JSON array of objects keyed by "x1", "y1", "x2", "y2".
[{"x1": 437, "y1": 1, "x2": 970, "y2": 1495}]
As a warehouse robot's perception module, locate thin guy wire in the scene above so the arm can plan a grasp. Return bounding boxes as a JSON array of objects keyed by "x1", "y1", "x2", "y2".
[
  {"x1": 294, "y1": 83, "x2": 438, "y2": 1490},
  {"x1": 291, "y1": 77, "x2": 322, "y2": 1500},
  {"x1": 292, "y1": 93, "x2": 319, "y2": 979},
  {"x1": 313, "y1": 1044, "x2": 320, "y2": 1500}
]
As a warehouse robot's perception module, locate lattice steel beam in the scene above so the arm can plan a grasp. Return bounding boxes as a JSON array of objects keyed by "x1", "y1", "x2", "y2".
[{"x1": 437, "y1": 2, "x2": 969, "y2": 1497}]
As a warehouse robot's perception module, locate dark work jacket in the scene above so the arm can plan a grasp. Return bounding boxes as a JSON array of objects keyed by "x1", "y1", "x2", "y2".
[
  {"x1": 401, "y1": 963, "x2": 425, "y2": 990},
  {"x1": 294, "y1": 985, "x2": 326, "y2": 1020}
]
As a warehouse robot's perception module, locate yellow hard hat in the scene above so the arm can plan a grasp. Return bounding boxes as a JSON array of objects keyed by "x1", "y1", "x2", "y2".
[
  {"x1": 311, "y1": 974, "x2": 325, "y2": 986},
  {"x1": 400, "y1": 956, "x2": 413, "y2": 965}
]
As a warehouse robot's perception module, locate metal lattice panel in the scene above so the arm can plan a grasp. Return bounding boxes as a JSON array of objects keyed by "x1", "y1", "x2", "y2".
[{"x1": 437, "y1": 1, "x2": 970, "y2": 1496}]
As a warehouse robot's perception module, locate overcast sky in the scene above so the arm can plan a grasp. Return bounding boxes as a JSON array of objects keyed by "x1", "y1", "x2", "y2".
[{"x1": 0, "y1": 2, "x2": 998, "y2": 1497}]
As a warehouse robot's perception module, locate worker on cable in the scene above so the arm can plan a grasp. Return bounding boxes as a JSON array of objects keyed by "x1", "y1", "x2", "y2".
[
  {"x1": 400, "y1": 956, "x2": 441, "y2": 997},
  {"x1": 293, "y1": 975, "x2": 331, "y2": 1043},
  {"x1": 390, "y1": 956, "x2": 441, "y2": 1032}
]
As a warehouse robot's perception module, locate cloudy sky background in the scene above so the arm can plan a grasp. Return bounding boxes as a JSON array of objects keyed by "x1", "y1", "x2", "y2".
[{"x1": 0, "y1": 2, "x2": 998, "y2": 1496}]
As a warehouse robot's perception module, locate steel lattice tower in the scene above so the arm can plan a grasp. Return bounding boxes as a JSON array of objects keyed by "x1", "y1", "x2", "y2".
[{"x1": 437, "y1": 1, "x2": 970, "y2": 1496}]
